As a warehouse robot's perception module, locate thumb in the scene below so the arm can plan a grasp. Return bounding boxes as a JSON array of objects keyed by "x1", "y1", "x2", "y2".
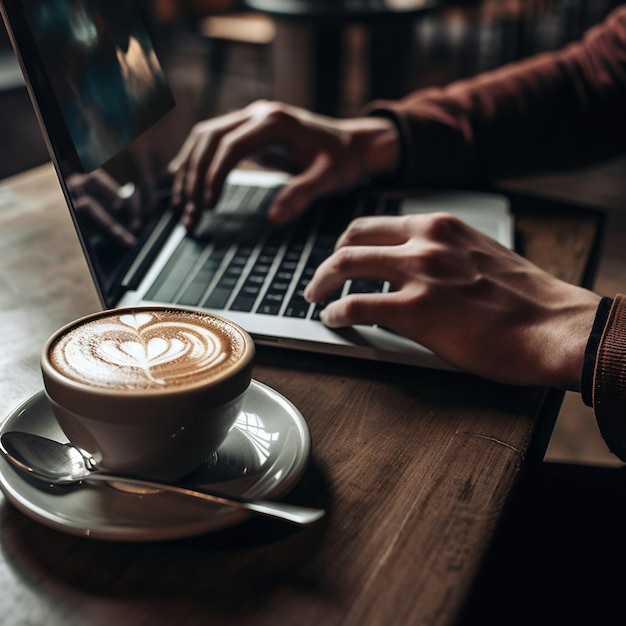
[{"x1": 267, "y1": 153, "x2": 340, "y2": 224}]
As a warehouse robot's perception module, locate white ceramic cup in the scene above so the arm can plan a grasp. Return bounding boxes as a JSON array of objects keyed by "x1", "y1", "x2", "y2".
[{"x1": 41, "y1": 306, "x2": 255, "y2": 481}]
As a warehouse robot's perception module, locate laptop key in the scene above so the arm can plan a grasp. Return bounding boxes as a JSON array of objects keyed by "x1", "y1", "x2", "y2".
[
  {"x1": 145, "y1": 238, "x2": 203, "y2": 302},
  {"x1": 258, "y1": 304, "x2": 280, "y2": 315},
  {"x1": 177, "y1": 282, "x2": 208, "y2": 306},
  {"x1": 203, "y1": 287, "x2": 231, "y2": 309},
  {"x1": 230, "y1": 282, "x2": 262, "y2": 310},
  {"x1": 229, "y1": 295, "x2": 257, "y2": 312},
  {"x1": 284, "y1": 299, "x2": 310, "y2": 318}
]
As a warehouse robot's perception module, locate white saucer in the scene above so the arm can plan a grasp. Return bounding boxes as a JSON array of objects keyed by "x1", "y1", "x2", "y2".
[{"x1": 0, "y1": 380, "x2": 311, "y2": 541}]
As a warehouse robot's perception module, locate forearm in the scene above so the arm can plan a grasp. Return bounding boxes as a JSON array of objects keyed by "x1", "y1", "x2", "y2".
[{"x1": 366, "y1": 5, "x2": 626, "y2": 187}]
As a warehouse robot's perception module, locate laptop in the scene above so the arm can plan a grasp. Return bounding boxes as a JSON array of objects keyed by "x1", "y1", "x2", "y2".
[{"x1": 0, "y1": 0, "x2": 513, "y2": 371}]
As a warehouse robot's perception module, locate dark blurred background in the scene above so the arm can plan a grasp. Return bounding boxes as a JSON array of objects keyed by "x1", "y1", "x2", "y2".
[{"x1": 1, "y1": 0, "x2": 621, "y2": 177}]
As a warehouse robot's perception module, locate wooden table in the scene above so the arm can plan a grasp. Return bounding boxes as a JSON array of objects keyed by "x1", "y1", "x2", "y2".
[{"x1": 0, "y1": 163, "x2": 603, "y2": 625}]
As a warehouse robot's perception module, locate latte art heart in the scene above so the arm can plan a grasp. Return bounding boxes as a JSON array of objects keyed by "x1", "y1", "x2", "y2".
[
  {"x1": 118, "y1": 312, "x2": 154, "y2": 330},
  {"x1": 99, "y1": 336, "x2": 190, "y2": 374},
  {"x1": 49, "y1": 310, "x2": 247, "y2": 389}
]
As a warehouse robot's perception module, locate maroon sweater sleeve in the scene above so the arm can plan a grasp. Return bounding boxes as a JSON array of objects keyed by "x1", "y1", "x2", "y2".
[
  {"x1": 366, "y1": 5, "x2": 626, "y2": 187},
  {"x1": 592, "y1": 294, "x2": 626, "y2": 461}
]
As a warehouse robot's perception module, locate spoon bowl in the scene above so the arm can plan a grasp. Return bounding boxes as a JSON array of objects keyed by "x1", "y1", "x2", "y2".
[{"x1": 0, "y1": 431, "x2": 324, "y2": 526}]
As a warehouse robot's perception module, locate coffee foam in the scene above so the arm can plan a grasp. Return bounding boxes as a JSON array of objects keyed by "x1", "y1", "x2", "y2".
[{"x1": 49, "y1": 310, "x2": 247, "y2": 390}]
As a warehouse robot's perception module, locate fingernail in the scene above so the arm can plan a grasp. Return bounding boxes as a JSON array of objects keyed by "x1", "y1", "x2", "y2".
[
  {"x1": 182, "y1": 203, "x2": 194, "y2": 225},
  {"x1": 267, "y1": 205, "x2": 286, "y2": 225},
  {"x1": 267, "y1": 211, "x2": 279, "y2": 225}
]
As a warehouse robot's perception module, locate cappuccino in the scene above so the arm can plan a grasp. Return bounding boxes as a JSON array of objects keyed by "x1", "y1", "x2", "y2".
[
  {"x1": 41, "y1": 306, "x2": 255, "y2": 480},
  {"x1": 49, "y1": 308, "x2": 247, "y2": 390}
]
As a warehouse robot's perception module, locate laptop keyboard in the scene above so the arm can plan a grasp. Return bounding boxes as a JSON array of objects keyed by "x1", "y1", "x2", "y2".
[{"x1": 145, "y1": 184, "x2": 398, "y2": 319}]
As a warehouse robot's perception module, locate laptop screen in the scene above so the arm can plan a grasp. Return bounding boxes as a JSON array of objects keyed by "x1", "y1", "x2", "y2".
[
  {"x1": 22, "y1": 0, "x2": 174, "y2": 173},
  {"x1": 3, "y1": 0, "x2": 183, "y2": 305}
]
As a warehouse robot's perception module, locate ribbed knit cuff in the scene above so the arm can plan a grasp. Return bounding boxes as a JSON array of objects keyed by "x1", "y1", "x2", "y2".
[{"x1": 592, "y1": 294, "x2": 626, "y2": 462}]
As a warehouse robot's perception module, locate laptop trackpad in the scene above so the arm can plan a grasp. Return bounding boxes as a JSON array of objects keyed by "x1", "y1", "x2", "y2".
[{"x1": 398, "y1": 191, "x2": 513, "y2": 248}]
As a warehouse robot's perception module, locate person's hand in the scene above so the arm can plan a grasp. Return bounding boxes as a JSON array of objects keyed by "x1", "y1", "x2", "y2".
[
  {"x1": 304, "y1": 212, "x2": 601, "y2": 390},
  {"x1": 168, "y1": 100, "x2": 401, "y2": 230}
]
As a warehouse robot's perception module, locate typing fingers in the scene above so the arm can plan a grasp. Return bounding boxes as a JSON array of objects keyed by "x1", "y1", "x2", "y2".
[
  {"x1": 268, "y1": 152, "x2": 345, "y2": 224},
  {"x1": 172, "y1": 106, "x2": 303, "y2": 230},
  {"x1": 305, "y1": 214, "x2": 430, "y2": 303},
  {"x1": 207, "y1": 113, "x2": 293, "y2": 200},
  {"x1": 169, "y1": 108, "x2": 245, "y2": 197},
  {"x1": 317, "y1": 291, "x2": 409, "y2": 329},
  {"x1": 304, "y1": 243, "x2": 405, "y2": 304},
  {"x1": 334, "y1": 214, "x2": 414, "y2": 250},
  {"x1": 303, "y1": 213, "x2": 478, "y2": 332}
]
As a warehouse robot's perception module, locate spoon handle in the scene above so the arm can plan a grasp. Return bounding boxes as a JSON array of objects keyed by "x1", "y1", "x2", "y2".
[{"x1": 87, "y1": 473, "x2": 325, "y2": 525}]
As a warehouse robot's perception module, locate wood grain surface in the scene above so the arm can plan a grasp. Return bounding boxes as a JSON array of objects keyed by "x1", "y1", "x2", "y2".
[{"x1": 0, "y1": 164, "x2": 603, "y2": 626}]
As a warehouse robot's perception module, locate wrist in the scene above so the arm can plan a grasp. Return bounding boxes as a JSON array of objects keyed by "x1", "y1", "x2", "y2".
[
  {"x1": 343, "y1": 116, "x2": 402, "y2": 182},
  {"x1": 534, "y1": 288, "x2": 601, "y2": 391}
]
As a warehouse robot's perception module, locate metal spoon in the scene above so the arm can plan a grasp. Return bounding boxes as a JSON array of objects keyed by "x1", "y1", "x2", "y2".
[{"x1": 0, "y1": 431, "x2": 324, "y2": 526}]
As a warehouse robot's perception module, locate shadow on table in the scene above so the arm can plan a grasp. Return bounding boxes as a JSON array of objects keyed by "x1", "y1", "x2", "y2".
[
  {"x1": 0, "y1": 456, "x2": 332, "y2": 616},
  {"x1": 460, "y1": 460, "x2": 626, "y2": 626}
]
